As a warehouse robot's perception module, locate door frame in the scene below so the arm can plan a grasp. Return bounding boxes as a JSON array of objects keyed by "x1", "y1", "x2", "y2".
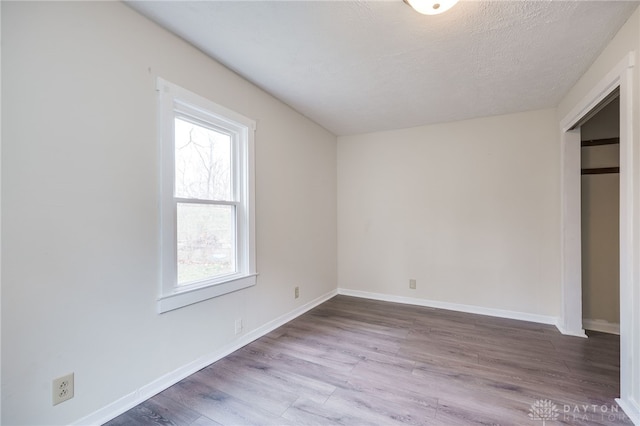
[{"x1": 559, "y1": 51, "x2": 635, "y2": 409}]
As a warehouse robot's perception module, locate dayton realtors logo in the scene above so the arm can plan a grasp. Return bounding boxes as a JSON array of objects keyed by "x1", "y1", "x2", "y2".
[
  {"x1": 529, "y1": 399, "x2": 559, "y2": 425},
  {"x1": 529, "y1": 399, "x2": 630, "y2": 424}
]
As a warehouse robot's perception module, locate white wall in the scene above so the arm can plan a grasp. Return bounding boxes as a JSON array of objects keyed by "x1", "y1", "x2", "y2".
[
  {"x1": 1, "y1": 2, "x2": 337, "y2": 425},
  {"x1": 558, "y1": 6, "x2": 640, "y2": 422},
  {"x1": 337, "y1": 109, "x2": 561, "y2": 318}
]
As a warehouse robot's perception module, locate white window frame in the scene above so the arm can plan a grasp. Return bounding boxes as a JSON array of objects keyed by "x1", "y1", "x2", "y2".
[{"x1": 157, "y1": 78, "x2": 257, "y2": 313}]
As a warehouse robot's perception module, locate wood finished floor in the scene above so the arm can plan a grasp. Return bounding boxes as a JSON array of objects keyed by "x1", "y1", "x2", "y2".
[{"x1": 105, "y1": 296, "x2": 630, "y2": 425}]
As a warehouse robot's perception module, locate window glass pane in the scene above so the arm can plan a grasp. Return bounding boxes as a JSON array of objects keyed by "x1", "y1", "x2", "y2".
[
  {"x1": 177, "y1": 203, "x2": 236, "y2": 285},
  {"x1": 174, "y1": 117, "x2": 232, "y2": 201}
]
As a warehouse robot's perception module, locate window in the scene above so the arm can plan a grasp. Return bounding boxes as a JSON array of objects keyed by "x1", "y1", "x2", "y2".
[{"x1": 157, "y1": 78, "x2": 256, "y2": 313}]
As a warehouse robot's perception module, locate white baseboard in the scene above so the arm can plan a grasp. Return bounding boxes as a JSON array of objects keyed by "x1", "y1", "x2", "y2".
[
  {"x1": 555, "y1": 323, "x2": 588, "y2": 338},
  {"x1": 616, "y1": 397, "x2": 640, "y2": 426},
  {"x1": 583, "y1": 319, "x2": 620, "y2": 335},
  {"x1": 73, "y1": 289, "x2": 338, "y2": 426},
  {"x1": 337, "y1": 288, "x2": 559, "y2": 326}
]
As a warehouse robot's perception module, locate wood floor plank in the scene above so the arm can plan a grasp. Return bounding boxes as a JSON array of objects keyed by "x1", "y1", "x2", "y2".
[
  {"x1": 282, "y1": 397, "x2": 378, "y2": 426},
  {"x1": 260, "y1": 334, "x2": 361, "y2": 372},
  {"x1": 191, "y1": 416, "x2": 223, "y2": 426},
  {"x1": 103, "y1": 412, "x2": 141, "y2": 426},
  {"x1": 434, "y1": 399, "x2": 522, "y2": 425},
  {"x1": 344, "y1": 375, "x2": 438, "y2": 413},
  {"x1": 105, "y1": 296, "x2": 630, "y2": 426},
  {"x1": 213, "y1": 353, "x2": 336, "y2": 404},
  {"x1": 195, "y1": 365, "x2": 299, "y2": 416},
  {"x1": 320, "y1": 390, "x2": 420, "y2": 426},
  {"x1": 104, "y1": 392, "x2": 202, "y2": 425},
  {"x1": 159, "y1": 376, "x2": 292, "y2": 425}
]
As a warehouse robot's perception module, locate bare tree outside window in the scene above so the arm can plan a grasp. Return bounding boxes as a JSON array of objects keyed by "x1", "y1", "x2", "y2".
[{"x1": 174, "y1": 118, "x2": 235, "y2": 285}]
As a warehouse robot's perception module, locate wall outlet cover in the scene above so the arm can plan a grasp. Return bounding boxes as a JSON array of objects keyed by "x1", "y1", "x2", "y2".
[{"x1": 52, "y1": 373, "x2": 74, "y2": 406}]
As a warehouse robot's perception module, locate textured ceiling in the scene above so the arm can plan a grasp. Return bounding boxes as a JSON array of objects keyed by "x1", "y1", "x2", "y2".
[{"x1": 128, "y1": 1, "x2": 639, "y2": 136}]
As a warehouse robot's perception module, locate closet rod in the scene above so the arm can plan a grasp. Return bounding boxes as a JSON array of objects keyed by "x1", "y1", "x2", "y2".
[{"x1": 581, "y1": 167, "x2": 620, "y2": 175}]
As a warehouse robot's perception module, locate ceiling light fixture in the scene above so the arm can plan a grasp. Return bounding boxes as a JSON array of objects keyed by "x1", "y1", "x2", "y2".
[{"x1": 403, "y1": 0, "x2": 459, "y2": 15}]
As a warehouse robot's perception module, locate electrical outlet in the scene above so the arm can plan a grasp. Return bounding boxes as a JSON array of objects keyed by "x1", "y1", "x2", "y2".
[
  {"x1": 409, "y1": 279, "x2": 416, "y2": 289},
  {"x1": 234, "y1": 319, "x2": 243, "y2": 335},
  {"x1": 52, "y1": 373, "x2": 74, "y2": 406},
  {"x1": 294, "y1": 286, "x2": 300, "y2": 299}
]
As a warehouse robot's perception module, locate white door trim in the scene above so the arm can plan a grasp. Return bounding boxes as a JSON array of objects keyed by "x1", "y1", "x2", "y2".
[{"x1": 559, "y1": 51, "x2": 636, "y2": 415}]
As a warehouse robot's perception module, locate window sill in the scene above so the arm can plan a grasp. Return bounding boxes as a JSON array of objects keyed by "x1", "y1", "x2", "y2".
[{"x1": 157, "y1": 273, "x2": 257, "y2": 313}]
